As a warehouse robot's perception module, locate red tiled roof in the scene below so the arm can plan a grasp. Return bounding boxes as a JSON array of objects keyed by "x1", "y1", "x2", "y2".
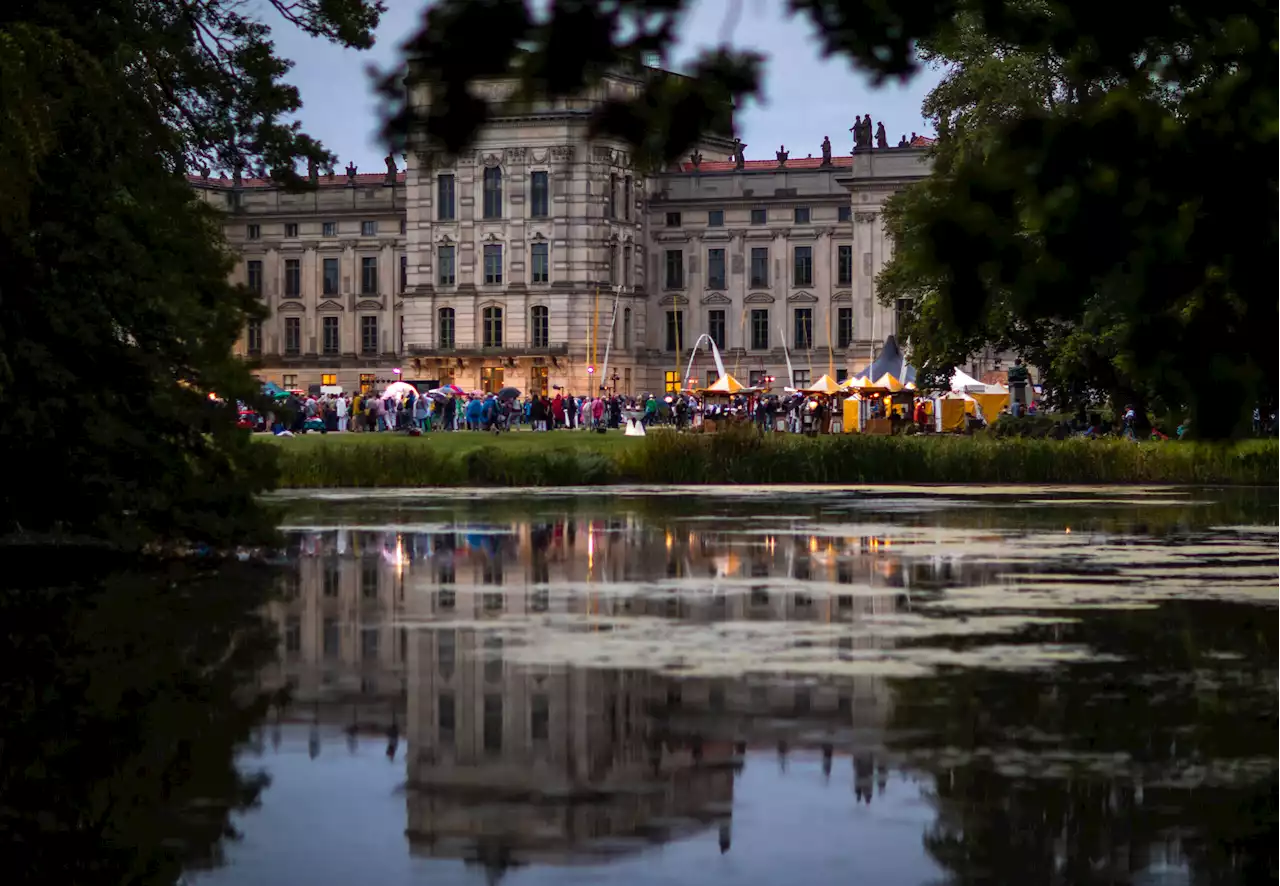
[
  {"x1": 676, "y1": 137, "x2": 935, "y2": 173},
  {"x1": 188, "y1": 172, "x2": 407, "y2": 189}
]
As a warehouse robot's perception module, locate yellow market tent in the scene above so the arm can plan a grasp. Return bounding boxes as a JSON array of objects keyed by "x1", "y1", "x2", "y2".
[
  {"x1": 698, "y1": 373, "x2": 746, "y2": 395},
  {"x1": 872, "y1": 372, "x2": 905, "y2": 392},
  {"x1": 841, "y1": 376, "x2": 886, "y2": 394},
  {"x1": 802, "y1": 374, "x2": 844, "y2": 396},
  {"x1": 972, "y1": 391, "x2": 1009, "y2": 421}
]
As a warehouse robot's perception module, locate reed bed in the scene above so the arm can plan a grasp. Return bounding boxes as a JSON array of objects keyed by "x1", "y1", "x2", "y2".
[{"x1": 266, "y1": 430, "x2": 1277, "y2": 488}]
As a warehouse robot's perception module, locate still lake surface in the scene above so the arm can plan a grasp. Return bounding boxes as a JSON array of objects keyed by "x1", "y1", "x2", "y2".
[{"x1": 7, "y1": 487, "x2": 1275, "y2": 886}]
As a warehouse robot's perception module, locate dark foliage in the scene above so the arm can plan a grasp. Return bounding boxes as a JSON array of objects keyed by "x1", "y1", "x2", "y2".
[{"x1": 0, "y1": 1, "x2": 384, "y2": 550}]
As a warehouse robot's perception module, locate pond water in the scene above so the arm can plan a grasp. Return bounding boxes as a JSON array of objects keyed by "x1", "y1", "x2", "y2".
[{"x1": 5, "y1": 487, "x2": 1276, "y2": 885}]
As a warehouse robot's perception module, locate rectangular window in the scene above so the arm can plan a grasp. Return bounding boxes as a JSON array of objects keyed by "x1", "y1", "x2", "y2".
[
  {"x1": 793, "y1": 369, "x2": 810, "y2": 387},
  {"x1": 708, "y1": 209, "x2": 724, "y2": 227},
  {"x1": 321, "y1": 373, "x2": 337, "y2": 386},
  {"x1": 322, "y1": 221, "x2": 336, "y2": 237},
  {"x1": 437, "y1": 245, "x2": 455, "y2": 286},
  {"x1": 283, "y1": 374, "x2": 298, "y2": 389},
  {"x1": 361, "y1": 220, "x2": 377, "y2": 237},
  {"x1": 360, "y1": 257, "x2": 378, "y2": 294},
  {"x1": 322, "y1": 316, "x2": 340, "y2": 356},
  {"x1": 247, "y1": 224, "x2": 260, "y2": 240},
  {"x1": 483, "y1": 694, "x2": 503, "y2": 754},
  {"x1": 794, "y1": 207, "x2": 811, "y2": 225},
  {"x1": 360, "y1": 316, "x2": 378, "y2": 355},
  {"x1": 322, "y1": 565, "x2": 338, "y2": 598},
  {"x1": 400, "y1": 254, "x2": 407, "y2": 292},
  {"x1": 530, "y1": 171, "x2": 549, "y2": 218},
  {"x1": 664, "y1": 310, "x2": 683, "y2": 352},
  {"x1": 530, "y1": 306, "x2": 549, "y2": 348},
  {"x1": 400, "y1": 218, "x2": 406, "y2": 235},
  {"x1": 529, "y1": 365, "x2": 549, "y2": 396},
  {"x1": 437, "y1": 174, "x2": 456, "y2": 221},
  {"x1": 623, "y1": 176, "x2": 633, "y2": 220},
  {"x1": 608, "y1": 173, "x2": 617, "y2": 219},
  {"x1": 838, "y1": 205, "x2": 852, "y2": 222},
  {"x1": 664, "y1": 250, "x2": 683, "y2": 288},
  {"x1": 530, "y1": 242, "x2": 549, "y2": 284},
  {"x1": 437, "y1": 308, "x2": 455, "y2": 349},
  {"x1": 793, "y1": 246, "x2": 813, "y2": 286},
  {"x1": 665, "y1": 211, "x2": 681, "y2": 228},
  {"x1": 285, "y1": 223, "x2": 298, "y2": 238},
  {"x1": 482, "y1": 306, "x2": 503, "y2": 348},
  {"x1": 623, "y1": 367, "x2": 631, "y2": 393},
  {"x1": 362, "y1": 627, "x2": 379, "y2": 661},
  {"x1": 708, "y1": 309, "x2": 726, "y2": 350},
  {"x1": 838, "y1": 245, "x2": 853, "y2": 285},
  {"x1": 664, "y1": 370, "x2": 680, "y2": 393},
  {"x1": 622, "y1": 245, "x2": 631, "y2": 286},
  {"x1": 322, "y1": 257, "x2": 339, "y2": 295},
  {"x1": 838, "y1": 307, "x2": 854, "y2": 348},
  {"x1": 358, "y1": 373, "x2": 375, "y2": 393},
  {"x1": 322, "y1": 617, "x2": 338, "y2": 658},
  {"x1": 246, "y1": 320, "x2": 263, "y2": 356},
  {"x1": 284, "y1": 317, "x2": 301, "y2": 356},
  {"x1": 481, "y1": 366, "x2": 504, "y2": 391},
  {"x1": 482, "y1": 167, "x2": 503, "y2": 219},
  {"x1": 750, "y1": 208, "x2": 766, "y2": 225},
  {"x1": 750, "y1": 248, "x2": 769, "y2": 287},
  {"x1": 483, "y1": 244, "x2": 503, "y2": 285},
  {"x1": 246, "y1": 260, "x2": 263, "y2": 295},
  {"x1": 750, "y1": 309, "x2": 769, "y2": 350},
  {"x1": 438, "y1": 692, "x2": 455, "y2": 744},
  {"x1": 794, "y1": 308, "x2": 814, "y2": 350},
  {"x1": 706, "y1": 248, "x2": 726, "y2": 289},
  {"x1": 531, "y1": 694, "x2": 549, "y2": 741},
  {"x1": 836, "y1": 368, "x2": 849, "y2": 384},
  {"x1": 284, "y1": 259, "x2": 301, "y2": 297},
  {"x1": 749, "y1": 369, "x2": 765, "y2": 387}
]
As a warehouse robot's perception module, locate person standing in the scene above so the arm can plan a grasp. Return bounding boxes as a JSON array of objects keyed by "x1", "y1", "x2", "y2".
[{"x1": 335, "y1": 394, "x2": 349, "y2": 432}]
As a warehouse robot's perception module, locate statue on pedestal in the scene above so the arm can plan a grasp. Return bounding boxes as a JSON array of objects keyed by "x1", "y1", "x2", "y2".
[
  {"x1": 732, "y1": 138, "x2": 746, "y2": 169},
  {"x1": 875, "y1": 122, "x2": 888, "y2": 149},
  {"x1": 383, "y1": 154, "x2": 397, "y2": 185},
  {"x1": 775, "y1": 145, "x2": 788, "y2": 167},
  {"x1": 820, "y1": 136, "x2": 832, "y2": 166},
  {"x1": 345, "y1": 162, "x2": 358, "y2": 185}
]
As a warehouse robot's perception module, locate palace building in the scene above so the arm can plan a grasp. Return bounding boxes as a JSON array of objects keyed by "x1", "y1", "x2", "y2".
[{"x1": 193, "y1": 65, "x2": 933, "y2": 396}]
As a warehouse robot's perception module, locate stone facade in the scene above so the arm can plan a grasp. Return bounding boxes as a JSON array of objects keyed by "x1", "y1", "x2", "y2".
[{"x1": 194, "y1": 69, "x2": 932, "y2": 395}]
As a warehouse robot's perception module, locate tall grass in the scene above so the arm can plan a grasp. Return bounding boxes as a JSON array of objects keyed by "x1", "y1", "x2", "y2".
[{"x1": 270, "y1": 429, "x2": 1277, "y2": 488}]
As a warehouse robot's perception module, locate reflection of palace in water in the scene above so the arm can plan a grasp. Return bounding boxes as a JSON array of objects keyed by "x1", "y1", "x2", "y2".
[{"x1": 261, "y1": 514, "x2": 1001, "y2": 866}]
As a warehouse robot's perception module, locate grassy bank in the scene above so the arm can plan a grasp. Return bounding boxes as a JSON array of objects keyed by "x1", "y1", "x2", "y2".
[{"x1": 260, "y1": 430, "x2": 1278, "y2": 488}]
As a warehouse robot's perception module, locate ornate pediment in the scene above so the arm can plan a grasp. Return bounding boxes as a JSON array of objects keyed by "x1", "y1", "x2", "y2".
[
  {"x1": 529, "y1": 231, "x2": 547, "y2": 242},
  {"x1": 355, "y1": 299, "x2": 384, "y2": 311},
  {"x1": 277, "y1": 300, "x2": 306, "y2": 313},
  {"x1": 788, "y1": 290, "x2": 819, "y2": 304},
  {"x1": 831, "y1": 290, "x2": 852, "y2": 303},
  {"x1": 744, "y1": 291, "x2": 775, "y2": 304},
  {"x1": 435, "y1": 233, "x2": 454, "y2": 244},
  {"x1": 701, "y1": 292, "x2": 731, "y2": 305},
  {"x1": 658, "y1": 293, "x2": 689, "y2": 307},
  {"x1": 479, "y1": 152, "x2": 502, "y2": 168},
  {"x1": 317, "y1": 299, "x2": 344, "y2": 312}
]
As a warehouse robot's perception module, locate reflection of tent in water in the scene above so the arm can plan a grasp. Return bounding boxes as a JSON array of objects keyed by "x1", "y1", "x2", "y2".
[{"x1": 854, "y1": 335, "x2": 916, "y2": 387}]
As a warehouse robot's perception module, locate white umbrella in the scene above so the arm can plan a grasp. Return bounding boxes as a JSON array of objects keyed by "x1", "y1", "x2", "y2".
[{"x1": 380, "y1": 381, "x2": 418, "y2": 400}]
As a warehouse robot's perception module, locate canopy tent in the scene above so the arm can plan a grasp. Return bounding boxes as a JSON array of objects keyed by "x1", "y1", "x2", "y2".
[
  {"x1": 697, "y1": 373, "x2": 746, "y2": 395},
  {"x1": 872, "y1": 372, "x2": 906, "y2": 393},
  {"x1": 950, "y1": 367, "x2": 1007, "y2": 395},
  {"x1": 855, "y1": 335, "x2": 917, "y2": 387},
  {"x1": 802, "y1": 374, "x2": 845, "y2": 396},
  {"x1": 842, "y1": 376, "x2": 889, "y2": 395}
]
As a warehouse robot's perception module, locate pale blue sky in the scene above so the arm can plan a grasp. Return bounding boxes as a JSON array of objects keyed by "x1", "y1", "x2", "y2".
[{"x1": 270, "y1": 0, "x2": 939, "y2": 170}]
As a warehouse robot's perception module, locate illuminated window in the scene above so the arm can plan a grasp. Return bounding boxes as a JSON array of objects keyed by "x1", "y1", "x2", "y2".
[
  {"x1": 321, "y1": 373, "x2": 337, "y2": 386},
  {"x1": 664, "y1": 370, "x2": 680, "y2": 393}
]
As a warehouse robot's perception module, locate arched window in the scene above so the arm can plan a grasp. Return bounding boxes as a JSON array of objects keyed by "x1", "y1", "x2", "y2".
[
  {"x1": 438, "y1": 307, "x2": 455, "y2": 349},
  {"x1": 623, "y1": 308, "x2": 632, "y2": 350},
  {"x1": 482, "y1": 167, "x2": 503, "y2": 219},
  {"x1": 530, "y1": 305, "x2": 549, "y2": 348},
  {"x1": 482, "y1": 306, "x2": 503, "y2": 348}
]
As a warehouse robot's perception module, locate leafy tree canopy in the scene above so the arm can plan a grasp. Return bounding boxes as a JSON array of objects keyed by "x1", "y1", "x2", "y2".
[
  {"x1": 0, "y1": 0, "x2": 385, "y2": 550},
  {"x1": 391, "y1": 0, "x2": 1276, "y2": 438}
]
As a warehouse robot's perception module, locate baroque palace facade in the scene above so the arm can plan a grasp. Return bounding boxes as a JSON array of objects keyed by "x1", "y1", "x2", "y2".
[{"x1": 193, "y1": 66, "x2": 932, "y2": 396}]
